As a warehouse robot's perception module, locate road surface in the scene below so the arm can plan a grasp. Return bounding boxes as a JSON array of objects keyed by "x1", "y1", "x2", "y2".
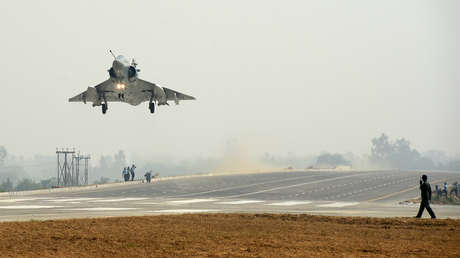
[{"x1": 0, "y1": 170, "x2": 458, "y2": 221}]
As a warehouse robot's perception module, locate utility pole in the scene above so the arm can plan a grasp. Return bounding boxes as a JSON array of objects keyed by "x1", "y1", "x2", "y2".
[
  {"x1": 56, "y1": 148, "x2": 75, "y2": 187},
  {"x1": 72, "y1": 153, "x2": 80, "y2": 186},
  {"x1": 56, "y1": 148, "x2": 90, "y2": 187},
  {"x1": 79, "y1": 155, "x2": 91, "y2": 186}
]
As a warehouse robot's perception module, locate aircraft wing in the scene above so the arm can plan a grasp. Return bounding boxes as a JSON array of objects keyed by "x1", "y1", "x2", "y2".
[
  {"x1": 135, "y1": 79, "x2": 195, "y2": 105},
  {"x1": 163, "y1": 87, "x2": 196, "y2": 102},
  {"x1": 69, "y1": 78, "x2": 195, "y2": 106},
  {"x1": 69, "y1": 80, "x2": 115, "y2": 104},
  {"x1": 136, "y1": 79, "x2": 166, "y2": 99}
]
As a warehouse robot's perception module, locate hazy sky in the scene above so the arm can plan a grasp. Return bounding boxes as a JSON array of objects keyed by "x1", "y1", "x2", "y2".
[{"x1": 0, "y1": 0, "x2": 459, "y2": 160}]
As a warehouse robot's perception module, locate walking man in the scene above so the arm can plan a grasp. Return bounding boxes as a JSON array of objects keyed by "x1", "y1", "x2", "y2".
[{"x1": 416, "y1": 174, "x2": 436, "y2": 219}]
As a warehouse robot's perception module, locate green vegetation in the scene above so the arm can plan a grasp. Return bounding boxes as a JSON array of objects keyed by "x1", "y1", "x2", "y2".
[{"x1": 0, "y1": 177, "x2": 57, "y2": 192}]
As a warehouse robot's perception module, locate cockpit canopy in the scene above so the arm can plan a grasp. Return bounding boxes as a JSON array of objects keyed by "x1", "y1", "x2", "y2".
[{"x1": 116, "y1": 55, "x2": 130, "y2": 66}]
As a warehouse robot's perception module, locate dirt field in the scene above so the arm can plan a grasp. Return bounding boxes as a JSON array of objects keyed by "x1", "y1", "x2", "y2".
[{"x1": 0, "y1": 214, "x2": 459, "y2": 257}]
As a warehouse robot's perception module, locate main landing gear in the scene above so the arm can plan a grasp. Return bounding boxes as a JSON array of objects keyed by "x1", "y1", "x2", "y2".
[
  {"x1": 102, "y1": 103, "x2": 108, "y2": 114},
  {"x1": 148, "y1": 91, "x2": 155, "y2": 113},
  {"x1": 101, "y1": 92, "x2": 108, "y2": 114}
]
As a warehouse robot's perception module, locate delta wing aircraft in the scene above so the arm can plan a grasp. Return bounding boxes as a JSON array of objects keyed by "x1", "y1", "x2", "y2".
[{"x1": 69, "y1": 51, "x2": 195, "y2": 114}]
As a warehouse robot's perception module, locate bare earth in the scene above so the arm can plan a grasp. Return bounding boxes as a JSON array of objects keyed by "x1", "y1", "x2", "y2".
[{"x1": 0, "y1": 214, "x2": 459, "y2": 257}]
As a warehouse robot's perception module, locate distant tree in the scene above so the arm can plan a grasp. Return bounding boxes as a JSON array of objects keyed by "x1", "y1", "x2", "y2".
[
  {"x1": 424, "y1": 150, "x2": 449, "y2": 167},
  {"x1": 40, "y1": 177, "x2": 57, "y2": 189},
  {"x1": 371, "y1": 134, "x2": 393, "y2": 162},
  {"x1": 0, "y1": 146, "x2": 6, "y2": 166},
  {"x1": 114, "y1": 150, "x2": 126, "y2": 168},
  {"x1": 98, "y1": 155, "x2": 112, "y2": 171},
  {"x1": 15, "y1": 179, "x2": 41, "y2": 191},
  {"x1": 316, "y1": 153, "x2": 350, "y2": 168},
  {"x1": 0, "y1": 165, "x2": 28, "y2": 184},
  {"x1": 0, "y1": 178, "x2": 13, "y2": 192},
  {"x1": 370, "y1": 134, "x2": 436, "y2": 170}
]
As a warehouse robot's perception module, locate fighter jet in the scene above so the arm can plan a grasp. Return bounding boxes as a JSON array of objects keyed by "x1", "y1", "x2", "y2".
[{"x1": 69, "y1": 50, "x2": 195, "y2": 114}]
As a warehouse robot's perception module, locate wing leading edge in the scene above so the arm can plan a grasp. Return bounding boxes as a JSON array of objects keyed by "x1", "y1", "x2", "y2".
[{"x1": 69, "y1": 79, "x2": 196, "y2": 107}]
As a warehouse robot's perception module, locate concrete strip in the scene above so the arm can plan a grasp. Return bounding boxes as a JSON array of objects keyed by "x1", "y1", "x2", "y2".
[
  {"x1": 267, "y1": 201, "x2": 312, "y2": 206},
  {"x1": 90, "y1": 198, "x2": 148, "y2": 203},
  {"x1": 217, "y1": 200, "x2": 264, "y2": 205},
  {"x1": 61, "y1": 208, "x2": 139, "y2": 211},
  {"x1": 46, "y1": 198, "x2": 101, "y2": 202},
  {"x1": 148, "y1": 209, "x2": 221, "y2": 214},
  {"x1": 0, "y1": 205, "x2": 63, "y2": 209},
  {"x1": 167, "y1": 199, "x2": 217, "y2": 204},
  {"x1": 317, "y1": 202, "x2": 359, "y2": 208}
]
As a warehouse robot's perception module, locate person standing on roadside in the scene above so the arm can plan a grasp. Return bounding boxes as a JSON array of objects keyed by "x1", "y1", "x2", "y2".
[
  {"x1": 124, "y1": 166, "x2": 130, "y2": 182},
  {"x1": 435, "y1": 185, "x2": 441, "y2": 200},
  {"x1": 130, "y1": 164, "x2": 136, "y2": 181},
  {"x1": 122, "y1": 167, "x2": 126, "y2": 181},
  {"x1": 452, "y1": 182, "x2": 458, "y2": 197},
  {"x1": 416, "y1": 174, "x2": 436, "y2": 219},
  {"x1": 443, "y1": 182, "x2": 448, "y2": 199},
  {"x1": 144, "y1": 171, "x2": 152, "y2": 183}
]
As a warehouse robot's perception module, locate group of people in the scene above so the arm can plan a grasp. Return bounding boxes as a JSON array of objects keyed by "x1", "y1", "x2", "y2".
[
  {"x1": 122, "y1": 165, "x2": 136, "y2": 182},
  {"x1": 121, "y1": 165, "x2": 157, "y2": 183},
  {"x1": 416, "y1": 175, "x2": 460, "y2": 219},
  {"x1": 434, "y1": 182, "x2": 459, "y2": 199}
]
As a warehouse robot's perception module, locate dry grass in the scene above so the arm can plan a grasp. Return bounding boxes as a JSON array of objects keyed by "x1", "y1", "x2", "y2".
[{"x1": 0, "y1": 213, "x2": 459, "y2": 257}]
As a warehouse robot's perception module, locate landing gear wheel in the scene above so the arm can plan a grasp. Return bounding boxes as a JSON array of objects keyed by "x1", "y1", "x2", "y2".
[
  {"x1": 149, "y1": 102, "x2": 155, "y2": 113},
  {"x1": 102, "y1": 103, "x2": 107, "y2": 114}
]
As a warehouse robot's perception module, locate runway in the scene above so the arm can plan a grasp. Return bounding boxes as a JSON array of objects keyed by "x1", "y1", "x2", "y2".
[{"x1": 0, "y1": 170, "x2": 459, "y2": 221}]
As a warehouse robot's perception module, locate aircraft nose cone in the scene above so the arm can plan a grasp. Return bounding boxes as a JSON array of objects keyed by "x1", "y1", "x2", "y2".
[{"x1": 112, "y1": 60, "x2": 125, "y2": 75}]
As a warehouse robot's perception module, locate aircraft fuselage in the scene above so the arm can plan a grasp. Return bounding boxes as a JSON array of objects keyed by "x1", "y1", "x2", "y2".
[{"x1": 108, "y1": 55, "x2": 138, "y2": 89}]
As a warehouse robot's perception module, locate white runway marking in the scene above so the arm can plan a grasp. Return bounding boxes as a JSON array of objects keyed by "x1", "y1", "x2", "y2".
[
  {"x1": 47, "y1": 198, "x2": 100, "y2": 202},
  {"x1": 168, "y1": 199, "x2": 217, "y2": 204},
  {"x1": 226, "y1": 173, "x2": 369, "y2": 198},
  {"x1": 267, "y1": 201, "x2": 312, "y2": 206},
  {"x1": 217, "y1": 200, "x2": 264, "y2": 205},
  {"x1": 90, "y1": 198, "x2": 148, "y2": 202},
  {"x1": 0, "y1": 205, "x2": 62, "y2": 209},
  {"x1": 62, "y1": 207, "x2": 139, "y2": 211},
  {"x1": 149, "y1": 209, "x2": 221, "y2": 214},
  {"x1": 172, "y1": 174, "x2": 322, "y2": 198},
  {"x1": 0, "y1": 198, "x2": 49, "y2": 203},
  {"x1": 317, "y1": 202, "x2": 359, "y2": 208}
]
